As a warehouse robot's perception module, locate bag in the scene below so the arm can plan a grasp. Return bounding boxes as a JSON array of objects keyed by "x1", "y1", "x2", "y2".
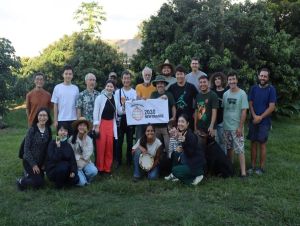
[{"x1": 18, "y1": 137, "x2": 25, "y2": 159}]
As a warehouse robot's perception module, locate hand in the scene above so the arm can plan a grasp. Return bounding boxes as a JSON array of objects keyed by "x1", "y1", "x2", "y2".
[
  {"x1": 140, "y1": 146, "x2": 147, "y2": 154},
  {"x1": 253, "y1": 115, "x2": 262, "y2": 124},
  {"x1": 121, "y1": 96, "x2": 126, "y2": 105},
  {"x1": 69, "y1": 172, "x2": 75, "y2": 178},
  {"x1": 160, "y1": 95, "x2": 168, "y2": 100},
  {"x1": 32, "y1": 165, "x2": 40, "y2": 174},
  {"x1": 178, "y1": 133, "x2": 186, "y2": 143},
  {"x1": 208, "y1": 127, "x2": 215, "y2": 137},
  {"x1": 94, "y1": 127, "x2": 100, "y2": 138},
  {"x1": 56, "y1": 139, "x2": 61, "y2": 148},
  {"x1": 53, "y1": 120, "x2": 58, "y2": 128},
  {"x1": 176, "y1": 146, "x2": 183, "y2": 152},
  {"x1": 236, "y1": 127, "x2": 243, "y2": 137}
]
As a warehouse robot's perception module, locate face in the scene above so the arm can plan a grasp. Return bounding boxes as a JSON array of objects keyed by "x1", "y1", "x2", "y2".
[
  {"x1": 145, "y1": 125, "x2": 155, "y2": 140},
  {"x1": 37, "y1": 110, "x2": 48, "y2": 125},
  {"x1": 190, "y1": 60, "x2": 199, "y2": 72},
  {"x1": 177, "y1": 117, "x2": 189, "y2": 131},
  {"x1": 58, "y1": 127, "x2": 68, "y2": 138},
  {"x1": 122, "y1": 74, "x2": 131, "y2": 87},
  {"x1": 63, "y1": 69, "x2": 73, "y2": 83},
  {"x1": 199, "y1": 78, "x2": 209, "y2": 92},
  {"x1": 109, "y1": 75, "x2": 117, "y2": 83},
  {"x1": 34, "y1": 75, "x2": 45, "y2": 88},
  {"x1": 78, "y1": 122, "x2": 88, "y2": 134},
  {"x1": 143, "y1": 72, "x2": 152, "y2": 84},
  {"x1": 176, "y1": 71, "x2": 185, "y2": 84},
  {"x1": 85, "y1": 75, "x2": 96, "y2": 90},
  {"x1": 156, "y1": 81, "x2": 165, "y2": 93},
  {"x1": 258, "y1": 71, "x2": 269, "y2": 86},
  {"x1": 105, "y1": 82, "x2": 115, "y2": 93},
  {"x1": 228, "y1": 75, "x2": 238, "y2": 89},
  {"x1": 214, "y1": 76, "x2": 222, "y2": 87},
  {"x1": 162, "y1": 66, "x2": 172, "y2": 76}
]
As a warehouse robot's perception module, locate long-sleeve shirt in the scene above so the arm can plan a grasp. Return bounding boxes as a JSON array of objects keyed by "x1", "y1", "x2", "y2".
[
  {"x1": 69, "y1": 136, "x2": 94, "y2": 169},
  {"x1": 23, "y1": 126, "x2": 51, "y2": 167}
]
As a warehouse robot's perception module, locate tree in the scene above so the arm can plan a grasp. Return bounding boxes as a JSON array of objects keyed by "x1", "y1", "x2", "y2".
[
  {"x1": 0, "y1": 38, "x2": 20, "y2": 116},
  {"x1": 74, "y1": 1, "x2": 106, "y2": 37}
]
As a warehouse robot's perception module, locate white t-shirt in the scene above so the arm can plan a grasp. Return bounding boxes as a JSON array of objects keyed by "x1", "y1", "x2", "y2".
[
  {"x1": 132, "y1": 138, "x2": 162, "y2": 157},
  {"x1": 115, "y1": 87, "x2": 137, "y2": 116},
  {"x1": 51, "y1": 83, "x2": 79, "y2": 121}
]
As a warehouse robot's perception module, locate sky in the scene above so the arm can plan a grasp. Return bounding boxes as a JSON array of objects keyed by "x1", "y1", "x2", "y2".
[{"x1": 0, "y1": 0, "x2": 168, "y2": 57}]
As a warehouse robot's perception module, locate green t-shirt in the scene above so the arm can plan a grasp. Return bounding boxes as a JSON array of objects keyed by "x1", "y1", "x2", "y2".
[
  {"x1": 150, "y1": 91, "x2": 175, "y2": 120},
  {"x1": 195, "y1": 90, "x2": 219, "y2": 131},
  {"x1": 223, "y1": 89, "x2": 249, "y2": 130}
]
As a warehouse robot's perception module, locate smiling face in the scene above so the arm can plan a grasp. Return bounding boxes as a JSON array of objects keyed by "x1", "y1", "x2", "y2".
[
  {"x1": 37, "y1": 110, "x2": 48, "y2": 125},
  {"x1": 105, "y1": 82, "x2": 115, "y2": 94},
  {"x1": 58, "y1": 126, "x2": 68, "y2": 138},
  {"x1": 258, "y1": 70, "x2": 269, "y2": 86},
  {"x1": 175, "y1": 71, "x2": 185, "y2": 84},
  {"x1": 145, "y1": 125, "x2": 155, "y2": 141},
  {"x1": 228, "y1": 75, "x2": 238, "y2": 90},
  {"x1": 85, "y1": 74, "x2": 96, "y2": 90},
  {"x1": 199, "y1": 77, "x2": 209, "y2": 93},
  {"x1": 156, "y1": 81, "x2": 166, "y2": 94},
  {"x1": 122, "y1": 73, "x2": 131, "y2": 88},
  {"x1": 143, "y1": 72, "x2": 152, "y2": 84},
  {"x1": 177, "y1": 116, "x2": 189, "y2": 131},
  {"x1": 162, "y1": 65, "x2": 172, "y2": 76},
  {"x1": 63, "y1": 69, "x2": 73, "y2": 84},
  {"x1": 78, "y1": 122, "x2": 88, "y2": 135},
  {"x1": 34, "y1": 75, "x2": 45, "y2": 89},
  {"x1": 190, "y1": 60, "x2": 199, "y2": 72}
]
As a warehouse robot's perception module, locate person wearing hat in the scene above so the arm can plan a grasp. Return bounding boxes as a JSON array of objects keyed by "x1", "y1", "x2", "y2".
[
  {"x1": 160, "y1": 59, "x2": 177, "y2": 89},
  {"x1": 150, "y1": 75, "x2": 176, "y2": 175},
  {"x1": 69, "y1": 117, "x2": 98, "y2": 186}
]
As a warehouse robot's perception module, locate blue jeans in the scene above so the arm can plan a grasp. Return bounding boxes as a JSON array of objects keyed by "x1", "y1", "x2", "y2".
[
  {"x1": 133, "y1": 148, "x2": 159, "y2": 179},
  {"x1": 215, "y1": 122, "x2": 226, "y2": 154},
  {"x1": 77, "y1": 162, "x2": 98, "y2": 186}
]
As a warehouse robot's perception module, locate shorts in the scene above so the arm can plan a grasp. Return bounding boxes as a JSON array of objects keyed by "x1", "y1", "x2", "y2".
[
  {"x1": 247, "y1": 122, "x2": 270, "y2": 143},
  {"x1": 224, "y1": 130, "x2": 245, "y2": 154}
]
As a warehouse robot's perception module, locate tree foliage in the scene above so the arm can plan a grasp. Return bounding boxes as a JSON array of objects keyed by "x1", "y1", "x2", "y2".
[
  {"x1": 0, "y1": 38, "x2": 21, "y2": 115},
  {"x1": 20, "y1": 33, "x2": 124, "y2": 93},
  {"x1": 131, "y1": 0, "x2": 300, "y2": 115},
  {"x1": 74, "y1": 1, "x2": 106, "y2": 37}
]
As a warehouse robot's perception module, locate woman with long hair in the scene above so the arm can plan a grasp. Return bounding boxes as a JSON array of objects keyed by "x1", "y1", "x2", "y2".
[
  {"x1": 132, "y1": 124, "x2": 162, "y2": 182},
  {"x1": 16, "y1": 107, "x2": 52, "y2": 191}
]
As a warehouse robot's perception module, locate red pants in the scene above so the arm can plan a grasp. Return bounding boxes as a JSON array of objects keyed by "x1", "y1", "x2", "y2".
[{"x1": 96, "y1": 119, "x2": 114, "y2": 173}]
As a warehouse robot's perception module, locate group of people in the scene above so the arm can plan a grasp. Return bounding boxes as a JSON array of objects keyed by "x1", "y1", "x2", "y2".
[{"x1": 17, "y1": 57, "x2": 277, "y2": 190}]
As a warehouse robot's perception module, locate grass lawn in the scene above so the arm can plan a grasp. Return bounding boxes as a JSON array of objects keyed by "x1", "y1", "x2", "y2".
[{"x1": 0, "y1": 109, "x2": 299, "y2": 226}]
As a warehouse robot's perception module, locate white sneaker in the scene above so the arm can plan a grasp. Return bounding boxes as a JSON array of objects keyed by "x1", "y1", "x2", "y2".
[
  {"x1": 164, "y1": 173, "x2": 176, "y2": 181},
  {"x1": 192, "y1": 175, "x2": 204, "y2": 186}
]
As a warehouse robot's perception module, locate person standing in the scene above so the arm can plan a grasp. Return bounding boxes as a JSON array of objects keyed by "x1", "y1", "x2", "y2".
[
  {"x1": 247, "y1": 68, "x2": 276, "y2": 175},
  {"x1": 168, "y1": 65, "x2": 198, "y2": 129},
  {"x1": 26, "y1": 72, "x2": 51, "y2": 127},
  {"x1": 135, "y1": 66, "x2": 156, "y2": 139},
  {"x1": 115, "y1": 70, "x2": 137, "y2": 166},
  {"x1": 93, "y1": 80, "x2": 118, "y2": 174},
  {"x1": 51, "y1": 65, "x2": 79, "y2": 135},
  {"x1": 194, "y1": 75, "x2": 219, "y2": 142},
  {"x1": 209, "y1": 72, "x2": 228, "y2": 152},
  {"x1": 223, "y1": 71, "x2": 249, "y2": 178},
  {"x1": 159, "y1": 59, "x2": 177, "y2": 89},
  {"x1": 76, "y1": 73, "x2": 100, "y2": 123},
  {"x1": 186, "y1": 57, "x2": 207, "y2": 92}
]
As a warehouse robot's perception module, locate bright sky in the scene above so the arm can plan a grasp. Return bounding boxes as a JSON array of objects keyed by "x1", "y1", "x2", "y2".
[{"x1": 0, "y1": 0, "x2": 167, "y2": 57}]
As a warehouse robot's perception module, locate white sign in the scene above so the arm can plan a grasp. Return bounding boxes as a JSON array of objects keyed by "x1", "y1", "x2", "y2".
[{"x1": 125, "y1": 99, "x2": 169, "y2": 125}]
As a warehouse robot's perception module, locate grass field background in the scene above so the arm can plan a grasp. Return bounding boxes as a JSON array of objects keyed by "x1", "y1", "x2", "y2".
[{"x1": 0, "y1": 109, "x2": 299, "y2": 226}]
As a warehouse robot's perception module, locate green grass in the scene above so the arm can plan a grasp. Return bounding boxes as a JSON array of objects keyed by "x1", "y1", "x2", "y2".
[{"x1": 1, "y1": 109, "x2": 299, "y2": 226}]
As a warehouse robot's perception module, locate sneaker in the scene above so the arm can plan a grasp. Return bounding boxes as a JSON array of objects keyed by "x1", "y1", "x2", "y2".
[
  {"x1": 255, "y1": 168, "x2": 265, "y2": 175},
  {"x1": 247, "y1": 168, "x2": 255, "y2": 175},
  {"x1": 16, "y1": 178, "x2": 25, "y2": 191},
  {"x1": 164, "y1": 173, "x2": 176, "y2": 181},
  {"x1": 191, "y1": 175, "x2": 204, "y2": 186}
]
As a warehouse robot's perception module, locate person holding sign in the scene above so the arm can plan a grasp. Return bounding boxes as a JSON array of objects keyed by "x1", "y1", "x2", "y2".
[{"x1": 132, "y1": 124, "x2": 162, "y2": 182}]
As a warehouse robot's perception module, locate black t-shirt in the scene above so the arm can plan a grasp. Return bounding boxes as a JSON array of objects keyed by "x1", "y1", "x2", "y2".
[
  {"x1": 102, "y1": 98, "x2": 116, "y2": 120},
  {"x1": 213, "y1": 88, "x2": 227, "y2": 124},
  {"x1": 168, "y1": 82, "x2": 198, "y2": 119}
]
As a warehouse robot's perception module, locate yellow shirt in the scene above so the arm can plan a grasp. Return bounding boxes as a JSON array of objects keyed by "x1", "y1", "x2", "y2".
[{"x1": 135, "y1": 84, "x2": 156, "y2": 99}]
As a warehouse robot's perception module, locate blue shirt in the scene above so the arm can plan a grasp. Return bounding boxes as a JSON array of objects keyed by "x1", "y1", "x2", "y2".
[{"x1": 248, "y1": 84, "x2": 277, "y2": 126}]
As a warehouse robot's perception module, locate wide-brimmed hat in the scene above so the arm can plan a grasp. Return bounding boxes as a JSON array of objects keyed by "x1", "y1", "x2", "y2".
[
  {"x1": 72, "y1": 117, "x2": 92, "y2": 131},
  {"x1": 159, "y1": 59, "x2": 175, "y2": 74},
  {"x1": 152, "y1": 75, "x2": 169, "y2": 87}
]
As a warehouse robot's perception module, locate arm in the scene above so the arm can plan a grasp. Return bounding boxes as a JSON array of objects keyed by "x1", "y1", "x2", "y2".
[
  {"x1": 170, "y1": 105, "x2": 176, "y2": 121},
  {"x1": 194, "y1": 110, "x2": 198, "y2": 132},
  {"x1": 25, "y1": 94, "x2": 30, "y2": 118},
  {"x1": 252, "y1": 102, "x2": 275, "y2": 124},
  {"x1": 236, "y1": 109, "x2": 247, "y2": 137},
  {"x1": 93, "y1": 96, "x2": 101, "y2": 132},
  {"x1": 23, "y1": 128, "x2": 37, "y2": 167},
  {"x1": 208, "y1": 108, "x2": 217, "y2": 136},
  {"x1": 77, "y1": 108, "x2": 82, "y2": 119},
  {"x1": 82, "y1": 137, "x2": 94, "y2": 160},
  {"x1": 53, "y1": 103, "x2": 58, "y2": 128},
  {"x1": 152, "y1": 146, "x2": 162, "y2": 169}
]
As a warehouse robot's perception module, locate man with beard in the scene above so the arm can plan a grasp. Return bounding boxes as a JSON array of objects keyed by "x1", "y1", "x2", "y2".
[
  {"x1": 159, "y1": 59, "x2": 177, "y2": 90},
  {"x1": 247, "y1": 68, "x2": 276, "y2": 175},
  {"x1": 223, "y1": 71, "x2": 248, "y2": 178}
]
